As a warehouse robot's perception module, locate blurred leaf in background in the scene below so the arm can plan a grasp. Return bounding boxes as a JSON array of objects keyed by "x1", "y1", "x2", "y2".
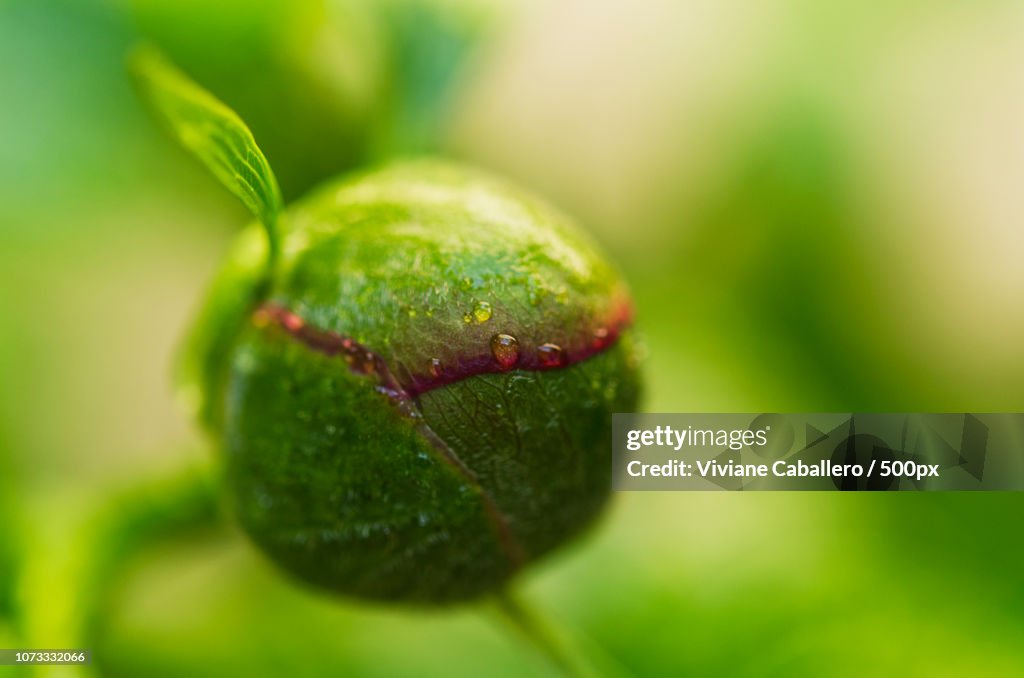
[{"x1": 654, "y1": 104, "x2": 917, "y2": 410}]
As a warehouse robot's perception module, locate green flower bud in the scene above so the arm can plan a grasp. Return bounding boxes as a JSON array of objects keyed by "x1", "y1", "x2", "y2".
[{"x1": 133, "y1": 49, "x2": 641, "y2": 603}]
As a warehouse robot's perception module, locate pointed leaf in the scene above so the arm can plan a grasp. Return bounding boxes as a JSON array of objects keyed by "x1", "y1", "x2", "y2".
[{"x1": 129, "y1": 46, "x2": 282, "y2": 263}]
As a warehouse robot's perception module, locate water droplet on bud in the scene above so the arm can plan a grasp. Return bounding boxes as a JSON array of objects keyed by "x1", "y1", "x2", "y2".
[
  {"x1": 473, "y1": 301, "x2": 492, "y2": 323},
  {"x1": 429, "y1": 358, "x2": 443, "y2": 377},
  {"x1": 592, "y1": 327, "x2": 610, "y2": 349},
  {"x1": 537, "y1": 343, "x2": 564, "y2": 367},
  {"x1": 490, "y1": 333, "x2": 519, "y2": 369}
]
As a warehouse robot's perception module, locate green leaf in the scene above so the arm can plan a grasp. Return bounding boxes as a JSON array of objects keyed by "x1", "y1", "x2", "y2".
[{"x1": 129, "y1": 45, "x2": 283, "y2": 265}]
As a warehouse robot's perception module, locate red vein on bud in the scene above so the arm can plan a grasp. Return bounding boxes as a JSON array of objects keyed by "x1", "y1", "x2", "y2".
[{"x1": 253, "y1": 300, "x2": 633, "y2": 396}]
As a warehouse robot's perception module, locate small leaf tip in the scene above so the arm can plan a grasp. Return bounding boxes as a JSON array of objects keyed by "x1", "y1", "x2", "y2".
[{"x1": 128, "y1": 43, "x2": 283, "y2": 270}]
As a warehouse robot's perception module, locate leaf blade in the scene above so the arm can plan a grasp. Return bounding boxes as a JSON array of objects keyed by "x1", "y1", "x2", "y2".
[{"x1": 129, "y1": 46, "x2": 282, "y2": 264}]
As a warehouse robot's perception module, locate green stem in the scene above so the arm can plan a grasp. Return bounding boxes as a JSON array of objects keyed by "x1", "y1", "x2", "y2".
[
  {"x1": 490, "y1": 589, "x2": 631, "y2": 678},
  {"x1": 17, "y1": 462, "x2": 221, "y2": 677}
]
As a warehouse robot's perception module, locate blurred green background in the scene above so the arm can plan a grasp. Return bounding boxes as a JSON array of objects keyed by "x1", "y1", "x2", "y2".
[{"x1": 2, "y1": 0, "x2": 1023, "y2": 675}]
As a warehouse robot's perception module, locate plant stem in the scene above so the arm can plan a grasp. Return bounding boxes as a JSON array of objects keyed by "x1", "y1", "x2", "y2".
[
  {"x1": 17, "y1": 462, "x2": 221, "y2": 677},
  {"x1": 491, "y1": 589, "x2": 631, "y2": 678}
]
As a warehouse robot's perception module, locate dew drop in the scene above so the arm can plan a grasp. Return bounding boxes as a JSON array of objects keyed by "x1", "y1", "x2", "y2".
[
  {"x1": 473, "y1": 301, "x2": 492, "y2": 323},
  {"x1": 537, "y1": 343, "x2": 564, "y2": 367},
  {"x1": 490, "y1": 333, "x2": 520, "y2": 368},
  {"x1": 429, "y1": 358, "x2": 443, "y2": 377},
  {"x1": 592, "y1": 327, "x2": 610, "y2": 349}
]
